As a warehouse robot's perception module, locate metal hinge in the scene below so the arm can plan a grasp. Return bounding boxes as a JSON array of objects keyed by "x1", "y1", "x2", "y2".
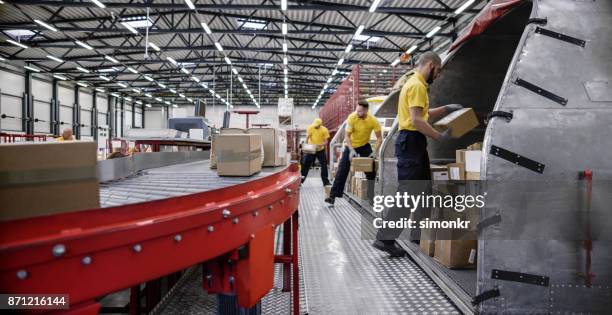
[
  {"x1": 527, "y1": 17, "x2": 548, "y2": 25},
  {"x1": 490, "y1": 145, "x2": 545, "y2": 174},
  {"x1": 492, "y1": 269, "x2": 550, "y2": 286},
  {"x1": 477, "y1": 214, "x2": 502, "y2": 233},
  {"x1": 472, "y1": 289, "x2": 500, "y2": 305},
  {"x1": 535, "y1": 26, "x2": 586, "y2": 48},
  {"x1": 485, "y1": 111, "x2": 513, "y2": 124},
  {"x1": 515, "y1": 78, "x2": 568, "y2": 106}
]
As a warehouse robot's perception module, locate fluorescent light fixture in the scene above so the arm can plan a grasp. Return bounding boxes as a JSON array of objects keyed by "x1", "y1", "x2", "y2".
[
  {"x1": 426, "y1": 26, "x2": 441, "y2": 38},
  {"x1": 24, "y1": 65, "x2": 40, "y2": 72},
  {"x1": 284, "y1": 77, "x2": 288, "y2": 83},
  {"x1": 200, "y1": 82, "x2": 208, "y2": 88},
  {"x1": 184, "y1": 0, "x2": 195, "y2": 10},
  {"x1": 284, "y1": 68, "x2": 288, "y2": 75},
  {"x1": 34, "y1": 20, "x2": 58, "y2": 32},
  {"x1": 148, "y1": 42, "x2": 161, "y2": 51},
  {"x1": 370, "y1": 79, "x2": 375, "y2": 83},
  {"x1": 332, "y1": 69, "x2": 338, "y2": 76},
  {"x1": 0, "y1": 56, "x2": 5, "y2": 61},
  {"x1": 145, "y1": 93, "x2": 152, "y2": 97},
  {"x1": 369, "y1": 0, "x2": 382, "y2": 12},
  {"x1": 121, "y1": 18, "x2": 153, "y2": 29},
  {"x1": 323, "y1": 84, "x2": 329, "y2": 90},
  {"x1": 90, "y1": 0, "x2": 106, "y2": 9},
  {"x1": 238, "y1": 77, "x2": 243, "y2": 83},
  {"x1": 191, "y1": 76, "x2": 200, "y2": 82},
  {"x1": 187, "y1": 98, "x2": 193, "y2": 102},
  {"x1": 201, "y1": 22, "x2": 212, "y2": 34},
  {"x1": 111, "y1": 93, "x2": 121, "y2": 97},
  {"x1": 237, "y1": 18, "x2": 267, "y2": 30},
  {"x1": 224, "y1": 57, "x2": 231, "y2": 65},
  {"x1": 104, "y1": 55, "x2": 119, "y2": 63},
  {"x1": 281, "y1": 0, "x2": 287, "y2": 11},
  {"x1": 283, "y1": 57, "x2": 288, "y2": 65},
  {"x1": 144, "y1": 75, "x2": 154, "y2": 81},
  {"x1": 179, "y1": 93, "x2": 185, "y2": 98},
  {"x1": 215, "y1": 42, "x2": 223, "y2": 52},
  {"x1": 353, "y1": 34, "x2": 381, "y2": 42},
  {"x1": 337, "y1": 58, "x2": 344, "y2": 66},
  {"x1": 145, "y1": 104, "x2": 152, "y2": 108},
  {"x1": 75, "y1": 40, "x2": 93, "y2": 50},
  {"x1": 6, "y1": 39, "x2": 28, "y2": 49},
  {"x1": 391, "y1": 58, "x2": 400, "y2": 67},
  {"x1": 135, "y1": 100, "x2": 142, "y2": 105},
  {"x1": 77, "y1": 82, "x2": 88, "y2": 87},
  {"x1": 169, "y1": 89, "x2": 177, "y2": 94},
  {"x1": 209, "y1": 89, "x2": 215, "y2": 94},
  {"x1": 99, "y1": 75, "x2": 111, "y2": 81},
  {"x1": 283, "y1": 42, "x2": 288, "y2": 52},
  {"x1": 382, "y1": 69, "x2": 387, "y2": 73},
  {"x1": 132, "y1": 88, "x2": 141, "y2": 93},
  {"x1": 327, "y1": 77, "x2": 332, "y2": 83},
  {"x1": 121, "y1": 22, "x2": 138, "y2": 34},
  {"x1": 155, "y1": 97, "x2": 163, "y2": 101},
  {"x1": 166, "y1": 56, "x2": 178, "y2": 66},
  {"x1": 215, "y1": 94, "x2": 221, "y2": 99},
  {"x1": 96, "y1": 88, "x2": 105, "y2": 93},
  {"x1": 53, "y1": 74, "x2": 67, "y2": 80},
  {"x1": 181, "y1": 67, "x2": 189, "y2": 74},
  {"x1": 47, "y1": 55, "x2": 64, "y2": 63},
  {"x1": 124, "y1": 97, "x2": 132, "y2": 101},
  {"x1": 157, "y1": 82, "x2": 166, "y2": 88},
  {"x1": 344, "y1": 44, "x2": 353, "y2": 54},
  {"x1": 98, "y1": 67, "x2": 118, "y2": 72},
  {"x1": 455, "y1": 0, "x2": 476, "y2": 14},
  {"x1": 117, "y1": 82, "x2": 128, "y2": 88},
  {"x1": 354, "y1": 25, "x2": 365, "y2": 38},
  {"x1": 407, "y1": 45, "x2": 418, "y2": 53},
  {"x1": 127, "y1": 67, "x2": 138, "y2": 74},
  {"x1": 282, "y1": 23, "x2": 287, "y2": 35},
  {"x1": 232, "y1": 68, "x2": 238, "y2": 75}
]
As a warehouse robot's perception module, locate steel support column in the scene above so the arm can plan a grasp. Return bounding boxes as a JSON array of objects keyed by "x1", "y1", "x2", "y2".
[
  {"x1": 120, "y1": 98, "x2": 125, "y2": 137},
  {"x1": 108, "y1": 96, "x2": 115, "y2": 138},
  {"x1": 131, "y1": 101, "x2": 135, "y2": 129},
  {"x1": 23, "y1": 70, "x2": 34, "y2": 135},
  {"x1": 92, "y1": 90, "x2": 98, "y2": 140},
  {"x1": 50, "y1": 79, "x2": 59, "y2": 136},
  {"x1": 73, "y1": 86, "x2": 81, "y2": 139}
]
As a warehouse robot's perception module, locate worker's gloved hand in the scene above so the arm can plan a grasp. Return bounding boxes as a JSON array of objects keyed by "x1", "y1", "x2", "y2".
[
  {"x1": 444, "y1": 104, "x2": 464, "y2": 114},
  {"x1": 368, "y1": 151, "x2": 377, "y2": 159},
  {"x1": 438, "y1": 128, "x2": 453, "y2": 142},
  {"x1": 348, "y1": 148, "x2": 358, "y2": 160}
]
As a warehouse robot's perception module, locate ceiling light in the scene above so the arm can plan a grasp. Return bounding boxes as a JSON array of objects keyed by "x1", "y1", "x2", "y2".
[
  {"x1": 237, "y1": 18, "x2": 268, "y2": 30},
  {"x1": 242, "y1": 83, "x2": 247, "y2": 89},
  {"x1": 46, "y1": 55, "x2": 64, "y2": 63},
  {"x1": 354, "y1": 35, "x2": 381, "y2": 43},
  {"x1": 282, "y1": 23, "x2": 287, "y2": 35},
  {"x1": 426, "y1": 26, "x2": 441, "y2": 38},
  {"x1": 117, "y1": 82, "x2": 127, "y2": 88},
  {"x1": 75, "y1": 40, "x2": 93, "y2": 50},
  {"x1": 90, "y1": 0, "x2": 106, "y2": 9},
  {"x1": 145, "y1": 93, "x2": 152, "y2": 97},
  {"x1": 135, "y1": 100, "x2": 142, "y2": 105},
  {"x1": 232, "y1": 68, "x2": 238, "y2": 75},
  {"x1": 121, "y1": 18, "x2": 153, "y2": 29},
  {"x1": 34, "y1": 20, "x2": 58, "y2": 32},
  {"x1": 407, "y1": 45, "x2": 418, "y2": 53},
  {"x1": 169, "y1": 89, "x2": 177, "y2": 93},
  {"x1": 179, "y1": 93, "x2": 185, "y2": 98},
  {"x1": 201, "y1": 22, "x2": 212, "y2": 34},
  {"x1": 167, "y1": 56, "x2": 178, "y2": 66},
  {"x1": 0, "y1": 56, "x2": 5, "y2": 61},
  {"x1": 354, "y1": 25, "x2": 365, "y2": 38},
  {"x1": 191, "y1": 76, "x2": 200, "y2": 82},
  {"x1": 98, "y1": 67, "x2": 118, "y2": 72},
  {"x1": 184, "y1": 0, "x2": 195, "y2": 10},
  {"x1": 99, "y1": 75, "x2": 111, "y2": 81},
  {"x1": 327, "y1": 77, "x2": 332, "y2": 83},
  {"x1": 337, "y1": 58, "x2": 344, "y2": 66},
  {"x1": 76, "y1": 66, "x2": 90, "y2": 73},
  {"x1": 96, "y1": 88, "x2": 105, "y2": 93},
  {"x1": 6, "y1": 39, "x2": 28, "y2": 49},
  {"x1": 283, "y1": 57, "x2": 288, "y2": 65},
  {"x1": 332, "y1": 69, "x2": 338, "y2": 76},
  {"x1": 181, "y1": 67, "x2": 189, "y2": 74},
  {"x1": 209, "y1": 89, "x2": 215, "y2": 94},
  {"x1": 124, "y1": 97, "x2": 132, "y2": 101},
  {"x1": 155, "y1": 97, "x2": 163, "y2": 101},
  {"x1": 145, "y1": 104, "x2": 152, "y2": 108},
  {"x1": 200, "y1": 82, "x2": 208, "y2": 88},
  {"x1": 148, "y1": 42, "x2": 161, "y2": 51},
  {"x1": 391, "y1": 58, "x2": 400, "y2": 67},
  {"x1": 53, "y1": 74, "x2": 67, "y2": 80},
  {"x1": 455, "y1": 0, "x2": 476, "y2": 14},
  {"x1": 121, "y1": 22, "x2": 138, "y2": 34},
  {"x1": 126, "y1": 67, "x2": 138, "y2": 74},
  {"x1": 187, "y1": 98, "x2": 193, "y2": 102},
  {"x1": 215, "y1": 94, "x2": 221, "y2": 99},
  {"x1": 345, "y1": 44, "x2": 355, "y2": 55},
  {"x1": 238, "y1": 77, "x2": 243, "y2": 83},
  {"x1": 283, "y1": 42, "x2": 288, "y2": 52},
  {"x1": 224, "y1": 57, "x2": 231, "y2": 65},
  {"x1": 111, "y1": 93, "x2": 121, "y2": 97},
  {"x1": 24, "y1": 65, "x2": 40, "y2": 72},
  {"x1": 144, "y1": 75, "x2": 154, "y2": 81},
  {"x1": 157, "y1": 82, "x2": 166, "y2": 88},
  {"x1": 281, "y1": 0, "x2": 287, "y2": 11},
  {"x1": 369, "y1": 0, "x2": 382, "y2": 12},
  {"x1": 77, "y1": 82, "x2": 88, "y2": 87},
  {"x1": 132, "y1": 88, "x2": 141, "y2": 93},
  {"x1": 215, "y1": 42, "x2": 223, "y2": 52},
  {"x1": 284, "y1": 68, "x2": 288, "y2": 75},
  {"x1": 104, "y1": 55, "x2": 119, "y2": 63}
]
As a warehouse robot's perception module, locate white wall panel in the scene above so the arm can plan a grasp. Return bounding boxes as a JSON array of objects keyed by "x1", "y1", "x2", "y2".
[
  {"x1": 125, "y1": 109, "x2": 133, "y2": 129},
  {"x1": 0, "y1": 69, "x2": 24, "y2": 95},
  {"x1": 0, "y1": 94, "x2": 23, "y2": 131},
  {"x1": 59, "y1": 105, "x2": 72, "y2": 130},
  {"x1": 135, "y1": 110, "x2": 143, "y2": 127},
  {"x1": 79, "y1": 90, "x2": 93, "y2": 109},
  {"x1": 58, "y1": 85, "x2": 74, "y2": 107},
  {"x1": 96, "y1": 95, "x2": 108, "y2": 113},
  {"x1": 32, "y1": 78, "x2": 52, "y2": 101},
  {"x1": 145, "y1": 109, "x2": 165, "y2": 129},
  {"x1": 98, "y1": 112, "x2": 107, "y2": 127},
  {"x1": 81, "y1": 108, "x2": 92, "y2": 136},
  {"x1": 33, "y1": 100, "x2": 51, "y2": 133}
]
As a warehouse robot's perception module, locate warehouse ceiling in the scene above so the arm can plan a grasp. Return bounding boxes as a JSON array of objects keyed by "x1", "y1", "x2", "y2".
[{"x1": 0, "y1": 0, "x2": 485, "y2": 108}]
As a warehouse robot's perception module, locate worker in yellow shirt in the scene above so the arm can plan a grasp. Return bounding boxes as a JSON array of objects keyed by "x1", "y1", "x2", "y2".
[
  {"x1": 373, "y1": 51, "x2": 463, "y2": 257},
  {"x1": 325, "y1": 101, "x2": 382, "y2": 205},
  {"x1": 55, "y1": 128, "x2": 74, "y2": 141},
  {"x1": 301, "y1": 118, "x2": 331, "y2": 186}
]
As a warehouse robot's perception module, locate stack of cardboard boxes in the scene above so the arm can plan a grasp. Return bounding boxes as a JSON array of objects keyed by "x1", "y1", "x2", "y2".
[{"x1": 347, "y1": 157, "x2": 375, "y2": 200}]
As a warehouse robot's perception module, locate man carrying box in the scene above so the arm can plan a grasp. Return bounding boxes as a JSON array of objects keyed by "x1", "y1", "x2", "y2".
[
  {"x1": 373, "y1": 51, "x2": 464, "y2": 257},
  {"x1": 325, "y1": 101, "x2": 382, "y2": 205},
  {"x1": 301, "y1": 118, "x2": 331, "y2": 186}
]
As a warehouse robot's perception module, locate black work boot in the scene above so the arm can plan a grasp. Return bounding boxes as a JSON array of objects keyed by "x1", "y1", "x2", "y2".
[
  {"x1": 324, "y1": 196, "x2": 335, "y2": 205},
  {"x1": 372, "y1": 240, "x2": 406, "y2": 258}
]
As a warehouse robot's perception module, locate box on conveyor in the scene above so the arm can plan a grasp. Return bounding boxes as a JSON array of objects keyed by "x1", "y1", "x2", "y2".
[
  {"x1": 354, "y1": 178, "x2": 374, "y2": 200},
  {"x1": 247, "y1": 128, "x2": 287, "y2": 167},
  {"x1": 434, "y1": 108, "x2": 479, "y2": 138},
  {"x1": 210, "y1": 134, "x2": 218, "y2": 169},
  {"x1": 420, "y1": 227, "x2": 437, "y2": 257},
  {"x1": 301, "y1": 143, "x2": 318, "y2": 155},
  {"x1": 350, "y1": 157, "x2": 374, "y2": 172},
  {"x1": 455, "y1": 149, "x2": 481, "y2": 180},
  {"x1": 434, "y1": 239, "x2": 477, "y2": 269},
  {"x1": 324, "y1": 185, "x2": 332, "y2": 198},
  {"x1": 447, "y1": 163, "x2": 465, "y2": 180},
  {"x1": 430, "y1": 164, "x2": 449, "y2": 180},
  {"x1": 216, "y1": 134, "x2": 263, "y2": 176},
  {"x1": 0, "y1": 141, "x2": 100, "y2": 221},
  {"x1": 220, "y1": 128, "x2": 246, "y2": 134}
]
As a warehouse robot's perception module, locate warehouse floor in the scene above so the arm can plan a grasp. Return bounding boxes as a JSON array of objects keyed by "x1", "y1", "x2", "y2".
[{"x1": 100, "y1": 171, "x2": 459, "y2": 314}]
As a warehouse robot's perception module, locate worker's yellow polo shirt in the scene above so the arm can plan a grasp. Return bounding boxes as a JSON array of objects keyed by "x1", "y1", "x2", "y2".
[
  {"x1": 307, "y1": 125, "x2": 330, "y2": 146},
  {"x1": 398, "y1": 71, "x2": 429, "y2": 131},
  {"x1": 346, "y1": 112, "x2": 381, "y2": 148}
]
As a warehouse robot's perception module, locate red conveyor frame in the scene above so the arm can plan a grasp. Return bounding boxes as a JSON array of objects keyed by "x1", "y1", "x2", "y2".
[{"x1": 0, "y1": 164, "x2": 302, "y2": 314}]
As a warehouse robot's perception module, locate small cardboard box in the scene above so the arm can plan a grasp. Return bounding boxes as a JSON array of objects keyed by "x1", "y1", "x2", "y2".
[
  {"x1": 216, "y1": 134, "x2": 263, "y2": 176},
  {"x1": 434, "y1": 240, "x2": 477, "y2": 269},
  {"x1": 247, "y1": 128, "x2": 287, "y2": 167},
  {"x1": 434, "y1": 108, "x2": 479, "y2": 138},
  {"x1": 467, "y1": 142, "x2": 482, "y2": 150},
  {"x1": 302, "y1": 143, "x2": 317, "y2": 154},
  {"x1": 466, "y1": 172, "x2": 481, "y2": 180},
  {"x1": 456, "y1": 149, "x2": 467, "y2": 163},
  {"x1": 351, "y1": 157, "x2": 374, "y2": 172},
  {"x1": 465, "y1": 150, "x2": 481, "y2": 173},
  {"x1": 355, "y1": 179, "x2": 374, "y2": 199},
  {"x1": 220, "y1": 128, "x2": 246, "y2": 134},
  {"x1": 430, "y1": 165, "x2": 449, "y2": 180},
  {"x1": 210, "y1": 134, "x2": 219, "y2": 169},
  {"x1": 0, "y1": 141, "x2": 100, "y2": 221},
  {"x1": 324, "y1": 185, "x2": 332, "y2": 198},
  {"x1": 447, "y1": 163, "x2": 465, "y2": 180},
  {"x1": 420, "y1": 228, "x2": 437, "y2": 256}
]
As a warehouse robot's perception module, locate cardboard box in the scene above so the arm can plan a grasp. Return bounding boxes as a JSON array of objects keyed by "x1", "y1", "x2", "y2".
[
  {"x1": 465, "y1": 150, "x2": 481, "y2": 173},
  {"x1": 447, "y1": 163, "x2": 465, "y2": 180},
  {"x1": 220, "y1": 128, "x2": 246, "y2": 134},
  {"x1": 466, "y1": 172, "x2": 480, "y2": 180},
  {"x1": 0, "y1": 141, "x2": 100, "y2": 221},
  {"x1": 216, "y1": 134, "x2": 263, "y2": 176},
  {"x1": 434, "y1": 108, "x2": 479, "y2": 138},
  {"x1": 209, "y1": 134, "x2": 219, "y2": 169},
  {"x1": 302, "y1": 143, "x2": 317, "y2": 154},
  {"x1": 434, "y1": 240, "x2": 477, "y2": 269},
  {"x1": 430, "y1": 165, "x2": 449, "y2": 180},
  {"x1": 467, "y1": 142, "x2": 482, "y2": 150},
  {"x1": 324, "y1": 185, "x2": 332, "y2": 198},
  {"x1": 420, "y1": 227, "x2": 437, "y2": 256},
  {"x1": 247, "y1": 128, "x2": 287, "y2": 167},
  {"x1": 351, "y1": 157, "x2": 374, "y2": 172},
  {"x1": 456, "y1": 149, "x2": 467, "y2": 163},
  {"x1": 354, "y1": 179, "x2": 374, "y2": 199}
]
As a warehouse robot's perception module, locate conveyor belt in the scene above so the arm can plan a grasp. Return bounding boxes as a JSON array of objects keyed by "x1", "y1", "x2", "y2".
[{"x1": 100, "y1": 160, "x2": 286, "y2": 207}]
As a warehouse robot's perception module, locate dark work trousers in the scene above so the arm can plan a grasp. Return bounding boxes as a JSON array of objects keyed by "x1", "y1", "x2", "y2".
[
  {"x1": 301, "y1": 149, "x2": 331, "y2": 186},
  {"x1": 330, "y1": 143, "x2": 375, "y2": 198},
  {"x1": 376, "y1": 130, "x2": 432, "y2": 242}
]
